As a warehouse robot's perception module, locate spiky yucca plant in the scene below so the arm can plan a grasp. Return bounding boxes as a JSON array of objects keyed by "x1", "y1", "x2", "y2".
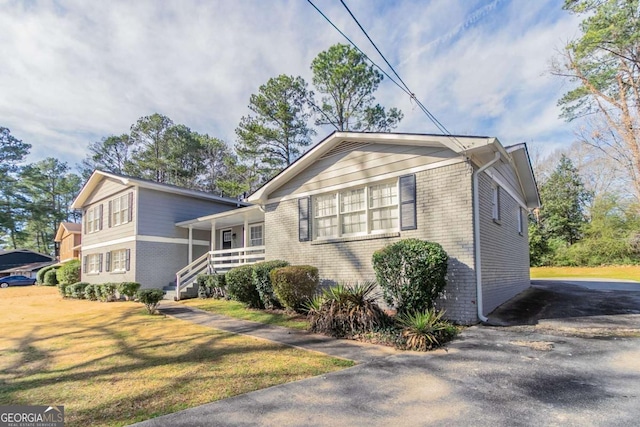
[
  {"x1": 396, "y1": 308, "x2": 456, "y2": 351},
  {"x1": 306, "y1": 281, "x2": 388, "y2": 337}
]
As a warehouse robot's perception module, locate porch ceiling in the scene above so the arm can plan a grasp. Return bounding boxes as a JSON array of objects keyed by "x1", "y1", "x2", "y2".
[{"x1": 176, "y1": 204, "x2": 264, "y2": 230}]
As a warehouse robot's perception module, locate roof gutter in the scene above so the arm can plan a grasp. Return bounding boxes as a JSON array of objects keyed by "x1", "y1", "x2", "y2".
[{"x1": 473, "y1": 151, "x2": 501, "y2": 323}]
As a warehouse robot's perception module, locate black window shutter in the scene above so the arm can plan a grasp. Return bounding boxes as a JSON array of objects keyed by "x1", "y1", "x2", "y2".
[
  {"x1": 83, "y1": 210, "x2": 87, "y2": 235},
  {"x1": 83, "y1": 255, "x2": 88, "y2": 273},
  {"x1": 99, "y1": 204, "x2": 103, "y2": 230},
  {"x1": 99, "y1": 253, "x2": 103, "y2": 272},
  {"x1": 128, "y1": 192, "x2": 134, "y2": 223},
  {"x1": 125, "y1": 249, "x2": 131, "y2": 271},
  {"x1": 108, "y1": 201, "x2": 112, "y2": 227},
  {"x1": 399, "y1": 174, "x2": 417, "y2": 231},
  {"x1": 105, "y1": 251, "x2": 111, "y2": 272},
  {"x1": 298, "y1": 197, "x2": 310, "y2": 242}
]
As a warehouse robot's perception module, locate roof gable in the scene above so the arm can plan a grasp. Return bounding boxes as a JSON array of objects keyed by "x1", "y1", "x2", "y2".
[
  {"x1": 54, "y1": 222, "x2": 81, "y2": 242},
  {"x1": 71, "y1": 170, "x2": 249, "y2": 209}
]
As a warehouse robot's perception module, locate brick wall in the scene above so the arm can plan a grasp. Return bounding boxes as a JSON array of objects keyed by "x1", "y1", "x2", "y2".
[
  {"x1": 477, "y1": 173, "x2": 530, "y2": 314},
  {"x1": 264, "y1": 161, "x2": 479, "y2": 324}
]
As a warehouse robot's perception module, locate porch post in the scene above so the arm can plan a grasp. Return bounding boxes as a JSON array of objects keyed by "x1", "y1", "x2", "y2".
[
  {"x1": 210, "y1": 220, "x2": 216, "y2": 251},
  {"x1": 244, "y1": 215, "x2": 249, "y2": 263},
  {"x1": 188, "y1": 225, "x2": 193, "y2": 264}
]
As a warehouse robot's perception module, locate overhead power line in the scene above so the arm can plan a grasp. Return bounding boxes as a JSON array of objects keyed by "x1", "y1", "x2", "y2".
[{"x1": 307, "y1": 0, "x2": 468, "y2": 151}]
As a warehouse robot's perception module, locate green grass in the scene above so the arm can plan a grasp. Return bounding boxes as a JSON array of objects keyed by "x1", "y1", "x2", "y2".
[
  {"x1": 182, "y1": 298, "x2": 310, "y2": 330},
  {"x1": 531, "y1": 265, "x2": 640, "y2": 281},
  {"x1": 0, "y1": 287, "x2": 352, "y2": 427}
]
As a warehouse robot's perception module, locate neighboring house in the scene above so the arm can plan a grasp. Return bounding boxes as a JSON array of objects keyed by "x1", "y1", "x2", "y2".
[
  {"x1": 54, "y1": 222, "x2": 82, "y2": 263},
  {"x1": 70, "y1": 170, "x2": 249, "y2": 292},
  {"x1": 176, "y1": 132, "x2": 539, "y2": 324},
  {"x1": 0, "y1": 249, "x2": 55, "y2": 278}
]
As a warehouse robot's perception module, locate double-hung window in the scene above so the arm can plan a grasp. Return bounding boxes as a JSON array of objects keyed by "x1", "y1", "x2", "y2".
[
  {"x1": 111, "y1": 249, "x2": 128, "y2": 272},
  {"x1": 87, "y1": 254, "x2": 101, "y2": 273},
  {"x1": 111, "y1": 194, "x2": 130, "y2": 226},
  {"x1": 86, "y1": 206, "x2": 101, "y2": 233},
  {"x1": 249, "y1": 224, "x2": 264, "y2": 247},
  {"x1": 313, "y1": 180, "x2": 399, "y2": 239}
]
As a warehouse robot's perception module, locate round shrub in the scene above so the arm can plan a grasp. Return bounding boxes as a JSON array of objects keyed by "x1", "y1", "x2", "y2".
[
  {"x1": 252, "y1": 260, "x2": 289, "y2": 309},
  {"x1": 84, "y1": 284, "x2": 98, "y2": 301},
  {"x1": 43, "y1": 269, "x2": 59, "y2": 286},
  {"x1": 66, "y1": 282, "x2": 90, "y2": 299},
  {"x1": 226, "y1": 265, "x2": 262, "y2": 308},
  {"x1": 372, "y1": 238, "x2": 448, "y2": 315},
  {"x1": 137, "y1": 288, "x2": 165, "y2": 314},
  {"x1": 57, "y1": 282, "x2": 69, "y2": 297},
  {"x1": 37, "y1": 265, "x2": 58, "y2": 284},
  {"x1": 117, "y1": 282, "x2": 141, "y2": 300},
  {"x1": 97, "y1": 283, "x2": 117, "y2": 302},
  {"x1": 56, "y1": 259, "x2": 81, "y2": 285},
  {"x1": 270, "y1": 265, "x2": 318, "y2": 312}
]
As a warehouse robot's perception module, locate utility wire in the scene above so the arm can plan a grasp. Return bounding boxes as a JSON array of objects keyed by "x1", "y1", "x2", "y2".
[{"x1": 307, "y1": 0, "x2": 468, "y2": 151}]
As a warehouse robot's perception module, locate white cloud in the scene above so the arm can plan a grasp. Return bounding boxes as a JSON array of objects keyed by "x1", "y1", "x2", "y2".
[{"x1": 0, "y1": 0, "x2": 582, "y2": 169}]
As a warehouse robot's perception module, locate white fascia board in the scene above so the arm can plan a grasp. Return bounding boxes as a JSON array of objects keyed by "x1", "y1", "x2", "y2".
[{"x1": 176, "y1": 204, "x2": 262, "y2": 228}]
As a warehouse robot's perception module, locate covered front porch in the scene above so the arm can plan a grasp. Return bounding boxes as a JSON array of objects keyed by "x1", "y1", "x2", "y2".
[{"x1": 174, "y1": 204, "x2": 265, "y2": 299}]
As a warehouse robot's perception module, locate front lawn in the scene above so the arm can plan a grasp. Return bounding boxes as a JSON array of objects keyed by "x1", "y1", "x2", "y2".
[
  {"x1": 0, "y1": 286, "x2": 353, "y2": 427},
  {"x1": 531, "y1": 265, "x2": 640, "y2": 281},
  {"x1": 182, "y1": 298, "x2": 310, "y2": 330}
]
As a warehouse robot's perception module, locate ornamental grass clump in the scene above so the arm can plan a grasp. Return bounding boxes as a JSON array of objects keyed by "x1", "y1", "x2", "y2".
[
  {"x1": 306, "y1": 281, "x2": 389, "y2": 338},
  {"x1": 396, "y1": 308, "x2": 457, "y2": 351}
]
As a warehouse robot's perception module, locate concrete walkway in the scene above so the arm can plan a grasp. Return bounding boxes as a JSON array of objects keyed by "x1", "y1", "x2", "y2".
[
  {"x1": 158, "y1": 302, "x2": 398, "y2": 363},
  {"x1": 131, "y1": 286, "x2": 640, "y2": 427}
]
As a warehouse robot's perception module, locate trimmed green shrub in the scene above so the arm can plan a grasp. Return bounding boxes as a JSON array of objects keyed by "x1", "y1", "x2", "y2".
[
  {"x1": 372, "y1": 239, "x2": 448, "y2": 315},
  {"x1": 57, "y1": 282, "x2": 69, "y2": 297},
  {"x1": 137, "y1": 288, "x2": 165, "y2": 314},
  {"x1": 43, "y1": 269, "x2": 59, "y2": 286},
  {"x1": 306, "y1": 281, "x2": 388, "y2": 338},
  {"x1": 96, "y1": 283, "x2": 117, "y2": 302},
  {"x1": 66, "y1": 282, "x2": 90, "y2": 299},
  {"x1": 56, "y1": 259, "x2": 81, "y2": 285},
  {"x1": 84, "y1": 284, "x2": 98, "y2": 301},
  {"x1": 117, "y1": 282, "x2": 141, "y2": 300},
  {"x1": 396, "y1": 309, "x2": 457, "y2": 351},
  {"x1": 226, "y1": 265, "x2": 262, "y2": 308},
  {"x1": 252, "y1": 260, "x2": 289, "y2": 309},
  {"x1": 270, "y1": 265, "x2": 318, "y2": 312},
  {"x1": 37, "y1": 265, "x2": 58, "y2": 284}
]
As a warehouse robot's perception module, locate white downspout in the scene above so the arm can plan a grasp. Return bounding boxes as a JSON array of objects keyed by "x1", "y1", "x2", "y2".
[{"x1": 473, "y1": 152, "x2": 501, "y2": 323}]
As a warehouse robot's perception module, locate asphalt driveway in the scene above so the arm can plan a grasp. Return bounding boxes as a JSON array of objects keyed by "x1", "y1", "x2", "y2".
[{"x1": 132, "y1": 280, "x2": 640, "y2": 427}]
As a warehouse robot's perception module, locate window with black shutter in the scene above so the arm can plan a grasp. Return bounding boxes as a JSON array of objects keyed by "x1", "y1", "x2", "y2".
[
  {"x1": 298, "y1": 197, "x2": 310, "y2": 242},
  {"x1": 399, "y1": 174, "x2": 417, "y2": 230}
]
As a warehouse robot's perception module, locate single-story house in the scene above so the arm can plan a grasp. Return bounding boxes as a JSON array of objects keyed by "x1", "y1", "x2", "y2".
[
  {"x1": 54, "y1": 222, "x2": 82, "y2": 263},
  {"x1": 176, "y1": 132, "x2": 539, "y2": 324},
  {"x1": 0, "y1": 249, "x2": 56, "y2": 278},
  {"x1": 70, "y1": 171, "x2": 250, "y2": 293}
]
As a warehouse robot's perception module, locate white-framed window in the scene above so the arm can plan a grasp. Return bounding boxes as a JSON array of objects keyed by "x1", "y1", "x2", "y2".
[
  {"x1": 86, "y1": 205, "x2": 101, "y2": 233},
  {"x1": 249, "y1": 224, "x2": 264, "y2": 247},
  {"x1": 518, "y1": 207, "x2": 524, "y2": 234},
  {"x1": 492, "y1": 185, "x2": 501, "y2": 222},
  {"x1": 111, "y1": 249, "x2": 128, "y2": 272},
  {"x1": 313, "y1": 180, "x2": 399, "y2": 240},
  {"x1": 111, "y1": 193, "x2": 130, "y2": 226},
  {"x1": 87, "y1": 254, "x2": 101, "y2": 273}
]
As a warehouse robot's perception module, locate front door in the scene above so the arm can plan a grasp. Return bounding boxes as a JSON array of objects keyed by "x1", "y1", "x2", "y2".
[{"x1": 221, "y1": 229, "x2": 233, "y2": 250}]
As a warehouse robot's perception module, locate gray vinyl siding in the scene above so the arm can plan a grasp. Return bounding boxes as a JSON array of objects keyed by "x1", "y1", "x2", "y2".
[
  {"x1": 137, "y1": 188, "x2": 241, "y2": 238},
  {"x1": 135, "y1": 241, "x2": 208, "y2": 289},
  {"x1": 84, "y1": 178, "x2": 130, "y2": 205},
  {"x1": 269, "y1": 143, "x2": 455, "y2": 199},
  {"x1": 82, "y1": 187, "x2": 136, "y2": 246},
  {"x1": 82, "y1": 240, "x2": 136, "y2": 285},
  {"x1": 492, "y1": 159, "x2": 522, "y2": 198},
  {"x1": 478, "y1": 172, "x2": 530, "y2": 315},
  {"x1": 264, "y1": 161, "x2": 478, "y2": 324}
]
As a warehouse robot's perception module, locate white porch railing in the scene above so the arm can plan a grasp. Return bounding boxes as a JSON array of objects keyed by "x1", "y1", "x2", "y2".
[{"x1": 175, "y1": 246, "x2": 266, "y2": 300}]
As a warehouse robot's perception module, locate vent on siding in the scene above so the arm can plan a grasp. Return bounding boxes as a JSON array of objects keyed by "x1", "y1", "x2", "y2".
[{"x1": 319, "y1": 141, "x2": 371, "y2": 159}]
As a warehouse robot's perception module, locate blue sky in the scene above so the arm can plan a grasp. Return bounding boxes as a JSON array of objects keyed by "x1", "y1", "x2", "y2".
[{"x1": 0, "y1": 0, "x2": 582, "y2": 169}]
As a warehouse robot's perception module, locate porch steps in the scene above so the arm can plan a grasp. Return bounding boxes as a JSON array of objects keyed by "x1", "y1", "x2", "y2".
[{"x1": 163, "y1": 282, "x2": 198, "y2": 301}]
